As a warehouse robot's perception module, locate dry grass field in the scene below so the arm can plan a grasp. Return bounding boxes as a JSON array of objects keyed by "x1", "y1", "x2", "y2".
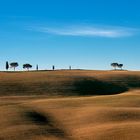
[{"x1": 0, "y1": 70, "x2": 140, "y2": 140}]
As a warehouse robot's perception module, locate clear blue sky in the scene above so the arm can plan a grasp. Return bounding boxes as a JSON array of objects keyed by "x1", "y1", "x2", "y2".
[{"x1": 0, "y1": 0, "x2": 140, "y2": 70}]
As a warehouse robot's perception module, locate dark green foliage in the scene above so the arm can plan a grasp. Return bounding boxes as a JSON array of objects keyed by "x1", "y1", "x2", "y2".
[
  {"x1": 23, "y1": 64, "x2": 32, "y2": 70},
  {"x1": 6, "y1": 61, "x2": 9, "y2": 70},
  {"x1": 111, "y1": 63, "x2": 124, "y2": 70},
  {"x1": 118, "y1": 64, "x2": 123, "y2": 70},
  {"x1": 10, "y1": 62, "x2": 19, "y2": 71},
  {"x1": 36, "y1": 64, "x2": 39, "y2": 71},
  {"x1": 52, "y1": 65, "x2": 55, "y2": 70},
  {"x1": 111, "y1": 63, "x2": 118, "y2": 70}
]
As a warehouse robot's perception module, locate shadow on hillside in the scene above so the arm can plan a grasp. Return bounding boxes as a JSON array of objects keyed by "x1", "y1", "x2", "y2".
[
  {"x1": 71, "y1": 78, "x2": 128, "y2": 96},
  {"x1": 112, "y1": 75, "x2": 140, "y2": 88},
  {"x1": 0, "y1": 75, "x2": 140, "y2": 96},
  {"x1": 24, "y1": 110, "x2": 71, "y2": 139}
]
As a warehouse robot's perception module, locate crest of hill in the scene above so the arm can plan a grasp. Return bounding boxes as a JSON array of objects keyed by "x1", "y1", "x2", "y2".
[{"x1": 0, "y1": 70, "x2": 140, "y2": 96}]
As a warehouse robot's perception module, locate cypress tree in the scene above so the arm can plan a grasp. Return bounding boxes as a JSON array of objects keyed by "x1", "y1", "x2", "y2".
[
  {"x1": 36, "y1": 64, "x2": 38, "y2": 71},
  {"x1": 6, "y1": 61, "x2": 9, "y2": 71}
]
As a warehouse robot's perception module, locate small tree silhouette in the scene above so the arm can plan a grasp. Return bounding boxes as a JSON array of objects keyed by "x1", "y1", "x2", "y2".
[
  {"x1": 23, "y1": 64, "x2": 32, "y2": 71},
  {"x1": 111, "y1": 63, "x2": 118, "y2": 70},
  {"x1": 6, "y1": 61, "x2": 9, "y2": 71},
  {"x1": 36, "y1": 64, "x2": 38, "y2": 71},
  {"x1": 118, "y1": 64, "x2": 123, "y2": 70},
  {"x1": 10, "y1": 62, "x2": 19, "y2": 71},
  {"x1": 52, "y1": 65, "x2": 55, "y2": 70}
]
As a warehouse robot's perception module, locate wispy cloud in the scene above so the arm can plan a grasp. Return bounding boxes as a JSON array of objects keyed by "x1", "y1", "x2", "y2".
[{"x1": 29, "y1": 24, "x2": 136, "y2": 38}]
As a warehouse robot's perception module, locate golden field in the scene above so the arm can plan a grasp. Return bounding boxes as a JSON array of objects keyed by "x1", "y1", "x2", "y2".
[{"x1": 0, "y1": 70, "x2": 140, "y2": 140}]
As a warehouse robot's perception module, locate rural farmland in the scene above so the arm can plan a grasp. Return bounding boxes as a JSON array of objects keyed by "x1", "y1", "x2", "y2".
[{"x1": 0, "y1": 70, "x2": 140, "y2": 140}]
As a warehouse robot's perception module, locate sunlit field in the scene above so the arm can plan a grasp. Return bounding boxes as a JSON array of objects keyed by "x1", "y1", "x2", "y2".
[{"x1": 0, "y1": 70, "x2": 140, "y2": 140}]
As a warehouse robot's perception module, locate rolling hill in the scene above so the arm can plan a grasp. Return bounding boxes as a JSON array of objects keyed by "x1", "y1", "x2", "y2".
[
  {"x1": 0, "y1": 70, "x2": 140, "y2": 140},
  {"x1": 0, "y1": 70, "x2": 139, "y2": 96}
]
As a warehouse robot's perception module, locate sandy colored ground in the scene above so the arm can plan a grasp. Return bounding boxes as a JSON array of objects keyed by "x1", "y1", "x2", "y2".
[
  {"x1": 0, "y1": 70, "x2": 139, "y2": 96},
  {"x1": 0, "y1": 70, "x2": 139, "y2": 140}
]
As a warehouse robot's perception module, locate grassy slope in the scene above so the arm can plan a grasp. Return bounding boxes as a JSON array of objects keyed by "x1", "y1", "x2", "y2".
[
  {"x1": 0, "y1": 70, "x2": 140, "y2": 96},
  {"x1": 0, "y1": 70, "x2": 140, "y2": 140}
]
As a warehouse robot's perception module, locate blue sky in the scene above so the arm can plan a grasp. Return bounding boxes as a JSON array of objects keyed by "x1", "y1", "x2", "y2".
[{"x1": 0, "y1": 0, "x2": 140, "y2": 70}]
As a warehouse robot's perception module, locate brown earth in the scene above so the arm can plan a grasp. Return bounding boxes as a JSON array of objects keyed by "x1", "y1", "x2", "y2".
[{"x1": 0, "y1": 70, "x2": 140, "y2": 140}]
